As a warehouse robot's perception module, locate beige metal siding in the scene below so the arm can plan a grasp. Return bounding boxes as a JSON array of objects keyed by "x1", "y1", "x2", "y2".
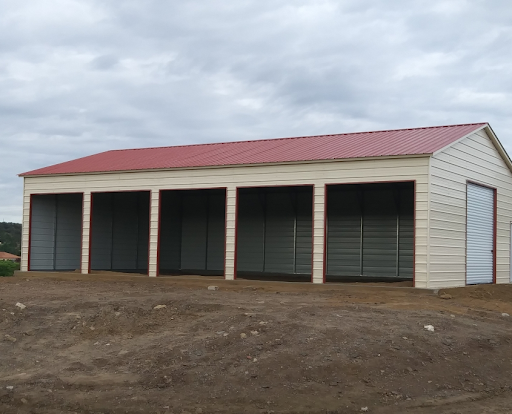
[
  {"x1": 22, "y1": 156, "x2": 430, "y2": 285},
  {"x1": 20, "y1": 190, "x2": 30, "y2": 272},
  {"x1": 429, "y1": 128, "x2": 512, "y2": 288},
  {"x1": 225, "y1": 187, "x2": 237, "y2": 280},
  {"x1": 81, "y1": 192, "x2": 91, "y2": 274},
  {"x1": 312, "y1": 184, "x2": 325, "y2": 283},
  {"x1": 148, "y1": 190, "x2": 159, "y2": 277}
]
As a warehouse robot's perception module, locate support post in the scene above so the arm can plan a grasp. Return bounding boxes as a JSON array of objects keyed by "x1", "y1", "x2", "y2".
[
  {"x1": 224, "y1": 186, "x2": 237, "y2": 280},
  {"x1": 20, "y1": 186, "x2": 30, "y2": 272},
  {"x1": 81, "y1": 192, "x2": 92, "y2": 274},
  {"x1": 312, "y1": 183, "x2": 326, "y2": 283},
  {"x1": 148, "y1": 190, "x2": 160, "y2": 277}
]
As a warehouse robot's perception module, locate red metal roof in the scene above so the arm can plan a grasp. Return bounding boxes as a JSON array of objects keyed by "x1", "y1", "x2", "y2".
[
  {"x1": 20, "y1": 123, "x2": 487, "y2": 176},
  {"x1": 0, "y1": 252, "x2": 21, "y2": 260}
]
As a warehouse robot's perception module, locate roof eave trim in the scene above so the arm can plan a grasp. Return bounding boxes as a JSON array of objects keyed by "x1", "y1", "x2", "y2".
[
  {"x1": 20, "y1": 153, "x2": 433, "y2": 178},
  {"x1": 482, "y1": 124, "x2": 512, "y2": 173}
]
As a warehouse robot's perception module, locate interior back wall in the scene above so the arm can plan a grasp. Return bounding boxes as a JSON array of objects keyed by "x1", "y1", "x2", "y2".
[{"x1": 90, "y1": 192, "x2": 150, "y2": 272}]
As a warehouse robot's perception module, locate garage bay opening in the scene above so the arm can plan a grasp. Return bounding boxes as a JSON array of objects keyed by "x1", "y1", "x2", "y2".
[
  {"x1": 236, "y1": 186, "x2": 313, "y2": 281},
  {"x1": 159, "y1": 189, "x2": 226, "y2": 276},
  {"x1": 29, "y1": 193, "x2": 83, "y2": 271},
  {"x1": 326, "y1": 182, "x2": 414, "y2": 282},
  {"x1": 90, "y1": 191, "x2": 150, "y2": 274}
]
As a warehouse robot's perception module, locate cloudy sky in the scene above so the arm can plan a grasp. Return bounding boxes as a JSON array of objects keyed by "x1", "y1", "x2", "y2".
[{"x1": 1, "y1": 0, "x2": 511, "y2": 223}]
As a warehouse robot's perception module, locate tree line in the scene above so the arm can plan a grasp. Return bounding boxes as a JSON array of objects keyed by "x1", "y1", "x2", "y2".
[{"x1": 0, "y1": 222, "x2": 22, "y2": 256}]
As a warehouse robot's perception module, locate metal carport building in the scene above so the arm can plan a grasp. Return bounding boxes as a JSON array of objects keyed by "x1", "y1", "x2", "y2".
[{"x1": 19, "y1": 123, "x2": 512, "y2": 289}]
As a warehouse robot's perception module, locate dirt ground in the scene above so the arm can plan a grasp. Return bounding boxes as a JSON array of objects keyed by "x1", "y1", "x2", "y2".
[{"x1": 2, "y1": 273, "x2": 512, "y2": 414}]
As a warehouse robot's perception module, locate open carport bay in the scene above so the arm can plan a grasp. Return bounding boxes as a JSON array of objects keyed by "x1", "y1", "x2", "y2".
[
  {"x1": 235, "y1": 182, "x2": 414, "y2": 283},
  {"x1": 90, "y1": 191, "x2": 150, "y2": 273},
  {"x1": 326, "y1": 182, "x2": 414, "y2": 282},
  {"x1": 29, "y1": 193, "x2": 83, "y2": 271},
  {"x1": 159, "y1": 188, "x2": 226, "y2": 276},
  {"x1": 236, "y1": 186, "x2": 313, "y2": 281}
]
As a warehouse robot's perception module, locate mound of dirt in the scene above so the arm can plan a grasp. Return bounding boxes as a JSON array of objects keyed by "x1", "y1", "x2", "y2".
[{"x1": 442, "y1": 284, "x2": 512, "y2": 302}]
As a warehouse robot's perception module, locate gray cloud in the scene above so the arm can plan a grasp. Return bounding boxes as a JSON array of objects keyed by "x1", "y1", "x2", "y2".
[
  {"x1": 90, "y1": 54, "x2": 119, "y2": 71},
  {"x1": 1, "y1": 0, "x2": 512, "y2": 222}
]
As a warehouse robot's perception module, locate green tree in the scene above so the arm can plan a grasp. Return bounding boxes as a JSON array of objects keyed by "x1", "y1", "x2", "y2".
[{"x1": 0, "y1": 222, "x2": 22, "y2": 256}]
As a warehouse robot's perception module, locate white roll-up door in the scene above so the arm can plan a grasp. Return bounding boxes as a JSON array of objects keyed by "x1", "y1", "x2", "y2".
[{"x1": 467, "y1": 183, "x2": 495, "y2": 284}]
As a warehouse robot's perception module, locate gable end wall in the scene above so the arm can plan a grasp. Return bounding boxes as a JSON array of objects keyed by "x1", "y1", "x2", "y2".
[{"x1": 429, "y1": 129, "x2": 512, "y2": 288}]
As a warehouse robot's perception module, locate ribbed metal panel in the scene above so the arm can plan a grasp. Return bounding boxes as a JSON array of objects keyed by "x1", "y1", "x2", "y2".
[
  {"x1": 30, "y1": 194, "x2": 82, "y2": 271},
  {"x1": 206, "y1": 192, "x2": 226, "y2": 271},
  {"x1": 265, "y1": 192, "x2": 295, "y2": 273},
  {"x1": 467, "y1": 183, "x2": 494, "y2": 284},
  {"x1": 112, "y1": 192, "x2": 139, "y2": 270},
  {"x1": 236, "y1": 187, "x2": 312, "y2": 275},
  {"x1": 159, "y1": 191, "x2": 182, "y2": 271},
  {"x1": 30, "y1": 195, "x2": 56, "y2": 270},
  {"x1": 22, "y1": 124, "x2": 486, "y2": 176},
  {"x1": 327, "y1": 187, "x2": 361, "y2": 276},
  {"x1": 326, "y1": 183, "x2": 414, "y2": 279},
  {"x1": 181, "y1": 193, "x2": 208, "y2": 270},
  {"x1": 236, "y1": 193, "x2": 265, "y2": 272},
  {"x1": 54, "y1": 194, "x2": 82, "y2": 271},
  {"x1": 295, "y1": 191, "x2": 313, "y2": 274},
  {"x1": 159, "y1": 189, "x2": 225, "y2": 273},
  {"x1": 90, "y1": 193, "x2": 114, "y2": 270},
  {"x1": 136, "y1": 194, "x2": 150, "y2": 270},
  {"x1": 362, "y1": 189, "x2": 397, "y2": 277},
  {"x1": 90, "y1": 192, "x2": 149, "y2": 271}
]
